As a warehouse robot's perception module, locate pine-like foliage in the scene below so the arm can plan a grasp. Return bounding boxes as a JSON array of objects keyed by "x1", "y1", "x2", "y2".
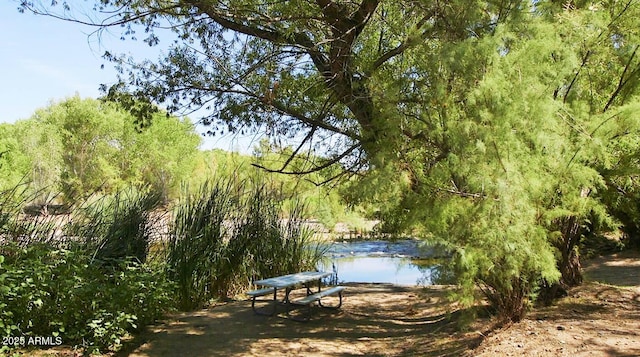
[{"x1": 366, "y1": 5, "x2": 640, "y2": 321}]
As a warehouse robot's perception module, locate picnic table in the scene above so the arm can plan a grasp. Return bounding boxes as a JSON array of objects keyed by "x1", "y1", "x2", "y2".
[{"x1": 247, "y1": 271, "x2": 345, "y2": 320}]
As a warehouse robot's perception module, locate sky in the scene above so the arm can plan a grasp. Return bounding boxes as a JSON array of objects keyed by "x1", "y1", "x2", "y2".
[{"x1": 0, "y1": 1, "x2": 258, "y2": 152}]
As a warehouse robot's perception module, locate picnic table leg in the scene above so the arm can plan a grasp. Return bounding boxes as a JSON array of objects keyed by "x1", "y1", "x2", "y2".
[
  {"x1": 318, "y1": 289, "x2": 343, "y2": 309},
  {"x1": 284, "y1": 286, "x2": 301, "y2": 315},
  {"x1": 303, "y1": 279, "x2": 322, "y2": 296},
  {"x1": 272, "y1": 288, "x2": 278, "y2": 315},
  {"x1": 251, "y1": 288, "x2": 278, "y2": 316},
  {"x1": 292, "y1": 280, "x2": 322, "y2": 322},
  {"x1": 284, "y1": 287, "x2": 291, "y2": 302}
]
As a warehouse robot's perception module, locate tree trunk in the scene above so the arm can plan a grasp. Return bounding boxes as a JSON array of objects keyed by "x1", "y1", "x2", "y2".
[
  {"x1": 557, "y1": 215, "x2": 583, "y2": 287},
  {"x1": 539, "y1": 215, "x2": 584, "y2": 305}
]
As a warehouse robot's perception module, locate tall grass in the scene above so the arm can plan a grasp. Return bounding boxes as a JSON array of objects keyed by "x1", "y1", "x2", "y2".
[
  {"x1": 0, "y1": 184, "x2": 60, "y2": 249},
  {"x1": 167, "y1": 178, "x2": 327, "y2": 310},
  {"x1": 67, "y1": 187, "x2": 163, "y2": 264},
  {"x1": 167, "y1": 179, "x2": 234, "y2": 310}
]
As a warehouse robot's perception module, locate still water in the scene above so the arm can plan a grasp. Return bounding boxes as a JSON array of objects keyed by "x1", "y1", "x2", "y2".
[{"x1": 318, "y1": 239, "x2": 440, "y2": 286}]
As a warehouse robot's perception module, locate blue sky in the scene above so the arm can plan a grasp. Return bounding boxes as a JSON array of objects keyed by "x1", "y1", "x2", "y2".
[{"x1": 0, "y1": 2, "x2": 258, "y2": 152}]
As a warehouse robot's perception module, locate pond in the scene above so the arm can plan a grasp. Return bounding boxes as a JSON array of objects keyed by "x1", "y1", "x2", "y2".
[{"x1": 317, "y1": 239, "x2": 443, "y2": 286}]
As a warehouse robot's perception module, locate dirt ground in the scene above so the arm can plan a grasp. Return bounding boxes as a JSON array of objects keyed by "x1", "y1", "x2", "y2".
[
  {"x1": 30, "y1": 251, "x2": 640, "y2": 357},
  {"x1": 471, "y1": 251, "x2": 640, "y2": 357},
  {"x1": 117, "y1": 284, "x2": 484, "y2": 357}
]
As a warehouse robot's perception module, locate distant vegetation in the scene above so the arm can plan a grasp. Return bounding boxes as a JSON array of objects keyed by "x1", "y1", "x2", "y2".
[{"x1": 0, "y1": 96, "x2": 372, "y2": 233}]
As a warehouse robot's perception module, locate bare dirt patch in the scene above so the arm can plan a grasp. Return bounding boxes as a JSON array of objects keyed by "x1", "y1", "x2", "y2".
[{"x1": 470, "y1": 251, "x2": 640, "y2": 357}]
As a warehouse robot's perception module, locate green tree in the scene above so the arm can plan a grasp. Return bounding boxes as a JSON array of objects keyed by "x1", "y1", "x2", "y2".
[
  {"x1": 21, "y1": 0, "x2": 508, "y2": 173},
  {"x1": 31, "y1": 97, "x2": 127, "y2": 199},
  {"x1": 5, "y1": 96, "x2": 201, "y2": 202},
  {"x1": 598, "y1": 130, "x2": 640, "y2": 248},
  {"x1": 18, "y1": 1, "x2": 640, "y2": 321},
  {"x1": 251, "y1": 139, "x2": 358, "y2": 228},
  {"x1": 127, "y1": 114, "x2": 202, "y2": 203},
  {"x1": 358, "y1": 4, "x2": 640, "y2": 316},
  {"x1": 0, "y1": 124, "x2": 32, "y2": 192}
]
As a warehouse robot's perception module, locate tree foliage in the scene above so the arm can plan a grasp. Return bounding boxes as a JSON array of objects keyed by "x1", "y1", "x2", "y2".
[
  {"x1": 0, "y1": 124, "x2": 31, "y2": 192},
  {"x1": 190, "y1": 142, "x2": 366, "y2": 229},
  {"x1": 17, "y1": 0, "x2": 640, "y2": 321},
  {"x1": 20, "y1": 0, "x2": 518, "y2": 175},
  {"x1": 0, "y1": 96, "x2": 201, "y2": 203}
]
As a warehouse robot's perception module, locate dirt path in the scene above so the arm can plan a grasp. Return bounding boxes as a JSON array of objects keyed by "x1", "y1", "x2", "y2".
[
  {"x1": 582, "y1": 251, "x2": 640, "y2": 288},
  {"x1": 116, "y1": 252, "x2": 640, "y2": 357}
]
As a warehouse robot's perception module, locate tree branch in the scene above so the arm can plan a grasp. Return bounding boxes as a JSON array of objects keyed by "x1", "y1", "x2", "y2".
[
  {"x1": 251, "y1": 143, "x2": 360, "y2": 175},
  {"x1": 19, "y1": 2, "x2": 180, "y2": 28},
  {"x1": 268, "y1": 99, "x2": 361, "y2": 140},
  {"x1": 186, "y1": 1, "x2": 331, "y2": 75},
  {"x1": 562, "y1": 50, "x2": 591, "y2": 103},
  {"x1": 276, "y1": 126, "x2": 318, "y2": 173},
  {"x1": 604, "y1": 45, "x2": 639, "y2": 112}
]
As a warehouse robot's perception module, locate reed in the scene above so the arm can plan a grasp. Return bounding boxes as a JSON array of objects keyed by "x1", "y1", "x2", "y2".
[
  {"x1": 167, "y1": 179, "x2": 234, "y2": 310},
  {"x1": 166, "y1": 178, "x2": 326, "y2": 310},
  {"x1": 67, "y1": 187, "x2": 163, "y2": 265},
  {"x1": 0, "y1": 183, "x2": 59, "y2": 249}
]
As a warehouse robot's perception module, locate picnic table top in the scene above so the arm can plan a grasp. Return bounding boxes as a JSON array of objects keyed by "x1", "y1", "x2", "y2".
[{"x1": 254, "y1": 271, "x2": 332, "y2": 289}]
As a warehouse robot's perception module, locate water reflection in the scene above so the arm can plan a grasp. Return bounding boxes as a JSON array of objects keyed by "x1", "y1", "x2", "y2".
[{"x1": 318, "y1": 240, "x2": 440, "y2": 286}]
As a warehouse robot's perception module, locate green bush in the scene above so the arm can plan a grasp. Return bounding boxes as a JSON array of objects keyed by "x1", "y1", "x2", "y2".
[{"x1": 0, "y1": 244, "x2": 174, "y2": 354}]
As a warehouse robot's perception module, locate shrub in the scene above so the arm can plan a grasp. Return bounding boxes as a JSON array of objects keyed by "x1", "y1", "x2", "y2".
[{"x1": 0, "y1": 244, "x2": 174, "y2": 354}]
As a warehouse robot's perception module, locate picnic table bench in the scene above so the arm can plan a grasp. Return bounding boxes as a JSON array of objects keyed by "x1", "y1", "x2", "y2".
[{"x1": 247, "y1": 271, "x2": 345, "y2": 321}]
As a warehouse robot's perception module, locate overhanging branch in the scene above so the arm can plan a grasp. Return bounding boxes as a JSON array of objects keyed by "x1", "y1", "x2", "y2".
[{"x1": 251, "y1": 143, "x2": 360, "y2": 175}]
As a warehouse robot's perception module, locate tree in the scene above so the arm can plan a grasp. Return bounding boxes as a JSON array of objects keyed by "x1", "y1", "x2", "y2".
[
  {"x1": 251, "y1": 139, "x2": 357, "y2": 228},
  {"x1": 599, "y1": 130, "x2": 640, "y2": 248},
  {"x1": 19, "y1": 0, "x2": 517, "y2": 174},
  {"x1": 32, "y1": 97, "x2": 130, "y2": 199},
  {"x1": 360, "y1": 3, "x2": 640, "y2": 315},
  {"x1": 17, "y1": 1, "x2": 640, "y2": 321},
  {"x1": 127, "y1": 113, "x2": 202, "y2": 203},
  {"x1": 3, "y1": 96, "x2": 201, "y2": 203},
  {"x1": 0, "y1": 124, "x2": 32, "y2": 192}
]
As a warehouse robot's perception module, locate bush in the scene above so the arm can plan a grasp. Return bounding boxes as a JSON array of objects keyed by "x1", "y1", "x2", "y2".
[{"x1": 0, "y1": 244, "x2": 174, "y2": 354}]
